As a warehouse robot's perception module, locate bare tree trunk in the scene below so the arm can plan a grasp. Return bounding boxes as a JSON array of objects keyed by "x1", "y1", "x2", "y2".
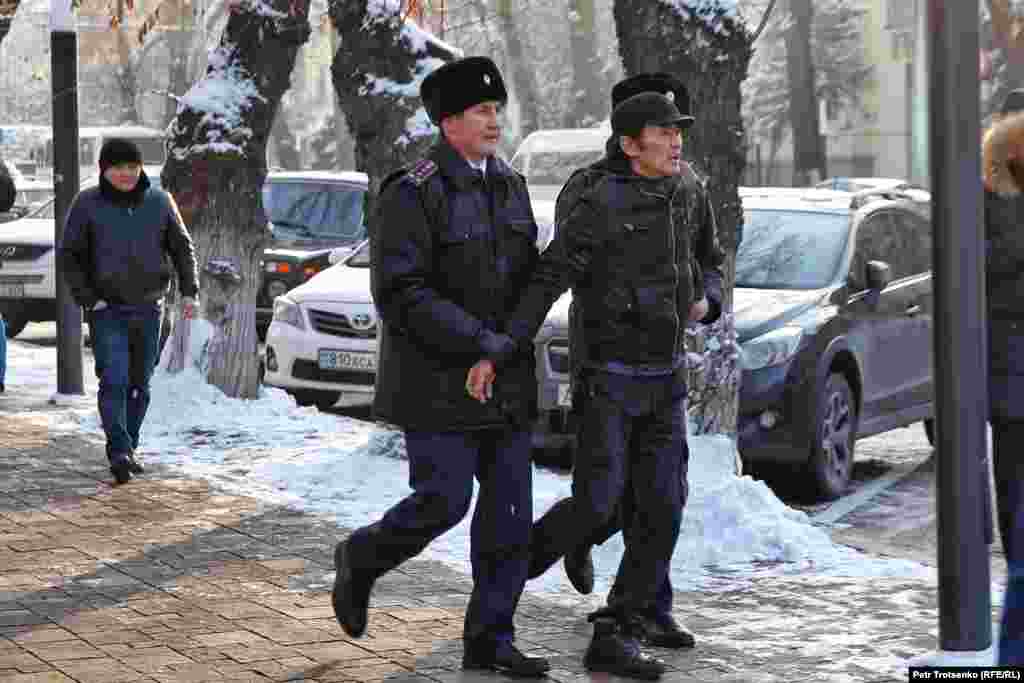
[
  {"x1": 161, "y1": 0, "x2": 312, "y2": 399},
  {"x1": 496, "y1": 0, "x2": 541, "y2": 136},
  {"x1": 565, "y1": 0, "x2": 606, "y2": 127},
  {"x1": 328, "y1": 0, "x2": 457, "y2": 200},
  {"x1": 270, "y1": 110, "x2": 301, "y2": 170},
  {"x1": 164, "y1": 30, "x2": 191, "y2": 126},
  {"x1": 786, "y1": 0, "x2": 825, "y2": 185},
  {"x1": 614, "y1": 0, "x2": 752, "y2": 435},
  {"x1": 115, "y1": 0, "x2": 141, "y2": 124}
]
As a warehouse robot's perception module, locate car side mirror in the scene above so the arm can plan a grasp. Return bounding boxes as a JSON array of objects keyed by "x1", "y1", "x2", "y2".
[{"x1": 866, "y1": 260, "x2": 892, "y2": 290}]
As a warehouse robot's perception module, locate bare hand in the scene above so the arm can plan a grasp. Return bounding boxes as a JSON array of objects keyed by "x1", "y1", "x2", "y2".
[
  {"x1": 181, "y1": 296, "x2": 197, "y2": 320},
  {"x1": 466, "y1": 360, "x2": 496, "y2": 403},
  {"x1": 688, "y1": 296, "x2": 709, "y2": 322}
]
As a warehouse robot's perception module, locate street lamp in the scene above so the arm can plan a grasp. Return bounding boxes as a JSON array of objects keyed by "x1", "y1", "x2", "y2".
[{"x1": 50, "y1": 0, "x2": 83, "y2": 399}]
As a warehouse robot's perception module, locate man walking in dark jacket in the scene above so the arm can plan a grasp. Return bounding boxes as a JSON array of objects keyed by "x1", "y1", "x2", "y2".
[
  {"x1": 528, "y1": 73, "x2": 723, "y2": 652},
  {"x1": 58, "y1": 139, "x2": 199, "y2": 485},
  {"x1": 330, "y1": 57, "x2": 550, "y2": 678},
  {"x1": 471, "y1": 91, "x2": 724, "y2": 679}
]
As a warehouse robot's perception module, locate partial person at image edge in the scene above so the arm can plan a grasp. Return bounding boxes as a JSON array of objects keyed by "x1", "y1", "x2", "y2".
[
  {"x1": 56, "y1": 138, "x2": 199, "y2": 485},
  {"x1": 0, "y1": 157, "x2": 14, "y2": 394}
]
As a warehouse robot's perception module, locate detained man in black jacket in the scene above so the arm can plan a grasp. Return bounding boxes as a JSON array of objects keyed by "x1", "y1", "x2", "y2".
[
  {"x1": 528, "y1": 73, "x2": 723, "y2": 653},
  {"x1": 469, "y1": 92, "x2": 725, "y2": 680},
  {"x1": 57, "y1": 139, "x2": 199, "y2": 485},
  {"x1": 330, "y1": 57, "x2": 550, "y2": 678}
]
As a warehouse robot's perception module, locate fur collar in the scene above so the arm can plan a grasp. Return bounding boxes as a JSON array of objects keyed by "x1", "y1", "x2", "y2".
[{"x1": 983, "y1": 112, "x2": 1024, "y2": 196}]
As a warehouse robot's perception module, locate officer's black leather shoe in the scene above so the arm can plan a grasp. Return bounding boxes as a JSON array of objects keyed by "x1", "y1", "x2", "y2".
[
  {"x1": 108, "y1": 452, "x2": 133, "y2": 485},
  {"x1": 564, "y1": 544, "x2": 594, "y2": 594},
  {"x1": 636, "y1": 613, "x2": 696, "y2": 649},
  {"x1": 331, "y1": 540, "x2": 372, "y2": 638},
  {"x1": 126, "y1": 452, "x2": 145, "y2": 475},
  {"x1": 584, "y1": 617, "x2": 666, "y2": 680},
  {"x1": 463, "y1": 639, "x2": 550, "y2": 678}
]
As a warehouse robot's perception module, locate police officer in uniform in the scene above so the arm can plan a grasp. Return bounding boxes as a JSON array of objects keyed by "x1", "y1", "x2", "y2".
[
  {"x1": 527, "y1": 74, "x2": 724, "y2": 652},
  {"x1": 331, "y1": 56, "x2": 550, "y2": 678},
  {"x1": 470, "y1": 91, "x2": 724, "y2": 679}
]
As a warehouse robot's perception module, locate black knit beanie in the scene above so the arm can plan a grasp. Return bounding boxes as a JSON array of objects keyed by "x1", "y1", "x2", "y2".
[{"x1": 98, "y1": 138, "x2": 143, "y2": 171}]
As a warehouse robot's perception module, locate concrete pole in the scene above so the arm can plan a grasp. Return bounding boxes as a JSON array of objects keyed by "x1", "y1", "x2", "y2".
[
  {"x1": 50, "y1": 0, "x2": 83, "y2": 397},
  {"x1": 909, "y1": 0, "x2": 993, "y2": 666}
]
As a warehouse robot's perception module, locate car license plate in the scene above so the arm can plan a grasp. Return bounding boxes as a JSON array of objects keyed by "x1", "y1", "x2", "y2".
[
  {"x1": 0, "y1": 283, "x2": 24, "y2": 298},
  {"x1": 557, "y1": 383, "x2": 573, "y2": 407},
  {"x1": 318, "y1": 349, "x2": 376, "y2": 371}
]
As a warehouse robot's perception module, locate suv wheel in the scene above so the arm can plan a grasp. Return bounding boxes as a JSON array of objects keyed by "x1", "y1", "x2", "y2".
[
  {"x1": 808, "y1": 372, "x2": 858, "y2": 500},
  {"x1": 292, "y1": 389, "x2": 340, "y2": 411},
  {"x1": 3, "y1": 313, "x2": 27, "y2": 338}
]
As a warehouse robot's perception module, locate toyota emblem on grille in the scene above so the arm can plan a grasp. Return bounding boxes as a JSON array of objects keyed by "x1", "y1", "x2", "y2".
[
  {"x1": 350, "y1": 313, "x2": 375, "y2": 331},
  {"x1": 0, "y1": 246, "x2": 16, "y2": 258}
]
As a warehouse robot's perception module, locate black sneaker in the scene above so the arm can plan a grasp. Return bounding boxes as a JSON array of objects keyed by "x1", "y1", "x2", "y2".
[
  {"x1": 108, "y1": 452, "x2": 134, "y2": 485},
  {"x1": 636, "y1": 613, "x2": 695, "y2": 649},
  {"x1": 584, "y1": 617, "x2": 665, "y2": 680},
  {"x1": 331, "y1": 539, "x2": 373, "y2": 638},
  {"x1": 463, "y1": 639, "x2": 550, "y2": 678}
]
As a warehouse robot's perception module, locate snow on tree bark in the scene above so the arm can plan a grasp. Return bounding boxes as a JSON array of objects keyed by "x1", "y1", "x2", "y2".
[
  {"x1": 328, "y1": 0, "x2": 458, "y2": 200},
  {"x1": 614, "y1": 0, "x2": 752, "y2": 435},
  {"x1": 566, "y1": 0, "x2": 607, "y2": 127},
  {"x1": 161, "y1": 0, "x2": 312, "y2": 400}
]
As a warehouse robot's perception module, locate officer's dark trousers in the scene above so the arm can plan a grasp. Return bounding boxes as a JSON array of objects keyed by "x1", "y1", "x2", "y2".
[
  {"x1": 346, "y1": 428, "x2": 533, "y2": 645},
  {"x1": 532, "y1": 371, "x2": 685, "y2": 619},
  {"x1": 994, "y1": 420, "x2": 1024, "y2": 665}
]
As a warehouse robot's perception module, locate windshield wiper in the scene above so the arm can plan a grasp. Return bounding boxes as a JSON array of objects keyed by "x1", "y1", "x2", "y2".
[{"x1": 270, "y1": 220, "x2": 316, "y2": 238}]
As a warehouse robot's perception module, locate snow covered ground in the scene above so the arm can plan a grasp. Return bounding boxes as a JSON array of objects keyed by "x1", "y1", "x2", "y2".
[{"x1": 4, "y1": 336, "x2": 933, "y2": 607}]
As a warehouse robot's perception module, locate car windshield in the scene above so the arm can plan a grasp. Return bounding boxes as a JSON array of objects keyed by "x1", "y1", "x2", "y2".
[
  {"x1": 263, "y1": 180, "x2": 365, "y2": 242},
  {"x1": 735, "y1": 209, "x2": 850, "y2": 289}
]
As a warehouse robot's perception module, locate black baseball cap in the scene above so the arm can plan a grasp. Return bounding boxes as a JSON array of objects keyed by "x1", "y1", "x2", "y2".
[{"x1": 611, "y1": 92, "x2": 693, "y2": 136}]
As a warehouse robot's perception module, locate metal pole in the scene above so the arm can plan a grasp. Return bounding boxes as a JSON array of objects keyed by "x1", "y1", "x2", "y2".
[
  {"x1": 51, "y1": 4, "x2": 83, "y2": 396},
  {"x1": 928, "y1": 0, "x2": 991, "y2": 655}
]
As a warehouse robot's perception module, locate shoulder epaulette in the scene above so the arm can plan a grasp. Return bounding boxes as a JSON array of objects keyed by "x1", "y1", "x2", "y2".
[{"x1": 405, "y1": 159, "x2": 439, "y2": 187}]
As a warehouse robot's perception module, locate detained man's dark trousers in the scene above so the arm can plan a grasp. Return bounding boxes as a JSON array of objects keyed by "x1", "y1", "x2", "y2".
[
  {"x1": 89, "y1": 303, "x2": 163, "y2": 456},
  {"x1": 345, "y1": 427, "x2": 533, "y2": 645},
  {"x1": 531, "y1": 370, "x2": 685, "y2": 619}
]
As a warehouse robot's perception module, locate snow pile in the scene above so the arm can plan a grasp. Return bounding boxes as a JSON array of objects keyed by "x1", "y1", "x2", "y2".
[{"x1": 8, "y1": 335, "x2": 928, "y2": 601}]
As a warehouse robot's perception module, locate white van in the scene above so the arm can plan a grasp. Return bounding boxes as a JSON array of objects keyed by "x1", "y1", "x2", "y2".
[
  {"x1": 509, "y1": 126, "x2": 610, "y2": 201},
  {"x1": 30, "y1": 125, "x2": 166, "y2": 179}
]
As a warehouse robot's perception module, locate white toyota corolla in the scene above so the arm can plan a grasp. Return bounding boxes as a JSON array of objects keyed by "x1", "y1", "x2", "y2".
[{"x1": 264, "y1": 200, "x2": 561, "y2": 413}]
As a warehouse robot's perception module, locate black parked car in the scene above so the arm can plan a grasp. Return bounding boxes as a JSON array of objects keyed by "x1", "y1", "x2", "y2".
[
  {"x1": 256, "y1": 171, "x2": 368, "y2": 338},
  {"x1": 735, "y1": 186, "x2": 934, "y2": 499}
]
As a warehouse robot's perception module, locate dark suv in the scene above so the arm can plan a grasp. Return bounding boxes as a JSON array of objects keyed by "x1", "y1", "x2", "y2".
[
  {"x1": 735, "y1": 186, "x2": 934, "y2": 500},
  {"x1": 256, "y1": 171, "x2": 368, "y2": 338}
]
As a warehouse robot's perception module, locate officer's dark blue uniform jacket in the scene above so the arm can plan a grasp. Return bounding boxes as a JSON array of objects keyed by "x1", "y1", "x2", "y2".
[{"x1": 371, "y1": 139, "x2": 539, "y2": 431}]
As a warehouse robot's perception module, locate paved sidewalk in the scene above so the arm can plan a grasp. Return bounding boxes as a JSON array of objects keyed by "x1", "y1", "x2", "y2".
[{"x1": 0, "y1": 391, "x2": 999, "y2": 682}]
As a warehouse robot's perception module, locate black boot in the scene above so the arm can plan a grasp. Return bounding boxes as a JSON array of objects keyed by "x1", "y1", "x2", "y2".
[
  {"x1": 583, "y1": 616, "x2": 666, "y2": 680},
  {"x1": 564, "y1": 543, "x2": 594, "y2": 594},
  {"x1": 108, "y1": 451, "x2": 133, "y2": 485},
  {"x1": 331, "y1": 539, "x2": 373, "y2": 638},
  {"x1": 635, "y1": 612, "x2": 696, "y2": 649},
  {"x1": 463, "y1": 639, "x2": 550, "y2": 678}
]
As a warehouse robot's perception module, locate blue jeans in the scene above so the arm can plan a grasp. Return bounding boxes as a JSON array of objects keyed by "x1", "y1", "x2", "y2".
[
  {"x1": 347, "y1": 428, "x2": 534, "y2": 644},
  {"x1": 0, "y1": 314, "x2": 6, "y2": 387},
  {"x1": 89, "y1": 304, "x2": 162, "y2": 456}
]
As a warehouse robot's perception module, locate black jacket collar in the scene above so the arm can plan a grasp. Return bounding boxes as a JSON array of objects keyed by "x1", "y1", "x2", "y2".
[{"x1": 99, "y1": 170, "x2": 151, "y2": 207}]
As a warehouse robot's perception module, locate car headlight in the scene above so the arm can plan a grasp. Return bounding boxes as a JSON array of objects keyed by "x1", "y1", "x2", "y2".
[
  {"x1": 272, "y1": 296, "x2": 305, "y2": 330},
  {"x1": 740, "y1": 325, "x2": 804, "y2": 371},
  {"x1": 266, "y1": 279, "x2": 290, "y2": 300}
]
